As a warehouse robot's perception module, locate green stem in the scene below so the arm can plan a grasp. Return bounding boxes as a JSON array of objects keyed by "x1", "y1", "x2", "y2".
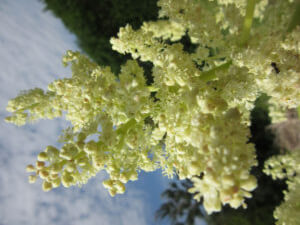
[
  {"x1": 148, "y1": 86, "x2": 159, "y2": 92},
  {"x1": 287, "y1": 2, "x2": 300, "y2": 32},
  {"x1": 240, "y1": 0, "x2": 256, "y2": 46},
  {"x1": 199, "y1": 60, "x2": 232, "y2": 82}
]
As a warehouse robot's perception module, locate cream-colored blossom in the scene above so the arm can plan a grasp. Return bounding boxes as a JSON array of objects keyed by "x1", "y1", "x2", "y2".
[{"x1": 5, "y1": 0, "x2": 299, "y2": 218}]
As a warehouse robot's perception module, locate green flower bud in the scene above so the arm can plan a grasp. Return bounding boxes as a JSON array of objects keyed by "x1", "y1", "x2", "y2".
[
  {"x1": 28, "y1": 175, "x2": 37, "y2": 184},
  {"x1": 45, "y1": 146, "x2": 59, "y2": 158},
  {"x1": 128, "y1": 170, "x2": 138, "y2": 181},
  {"x1": 92, "y1": 155, "x2": 106, "y2": 169},
  {"x1": 75, "y1": 157, "x2": 88, "y2": 167},
  {"x1": 50, "y1": 163, "x2": 63, "y2": 174},
  {"x1": 119, "y1": 173, "x2": 130, "y2": 183},
  {"x1": 60, "y1": 144, "x2": 78, "y2": 160},
  {"x1": 103, "y1": 179, "x2": 114, "y2": 189},
  {"x1": 115, "y1": 181, "x2": 126, "y2": 194},
  {"x1": 26, "y1": 164, "x2": 35, "y2": 172},
  {"x1": 42, "y1": 181, "x2": 53, "y2": 192},
  {"x1": 109, "y1": 188, "x2": 117, "y2": 197},
  {"x1": 36, "y1": 161, "x2": 45, "y2": 169},
  {"x1": 65, "y1": 162, "x2": 77, "y2": 173},
  {"x1": 40, "y1": 170, "x2": 50, "y2": 179},
  {"x1": 37, "y1": 152, "x2": 48, "y2": 161},
  {"x1": 61, "y1": 172, "x2": 74, "y2": 188},
  {"x1": 52, "y1": 177, "x2": 61, "y2": 188}
]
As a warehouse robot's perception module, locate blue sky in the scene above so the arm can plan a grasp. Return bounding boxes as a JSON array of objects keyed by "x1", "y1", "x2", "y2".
[{"x1": 0, "y1": 0, "x2": 171, "y2": 224}]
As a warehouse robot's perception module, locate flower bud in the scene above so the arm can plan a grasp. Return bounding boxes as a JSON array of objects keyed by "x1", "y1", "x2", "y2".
[
  {"x1": 93, "y1": 155, "x2": 106, "y2": 169},
  {"x1": 36, "y1": 161, "x2": 45, "y2": 169},
  {"x1": 240, "y1": 175, "x2": 257, "y2": 191},
  {"x1": 228, "y1": 195, "x2": 244, "y2": 209},
  {"x1": 109, "y1": 188, "x2": 117, "y2": 197},
  {"x1": 61, "y1": 172, "x2": 74, "y2": 187},
  {"x1": 75, "y1": 157, "x2": 88, "y2": 167},
  {"x1": 28, "y1": 175, "x2": 37, "y2": 184},
  {"x1": 50, "y1": 163, "x2": 63, "y2": 174},
  {"x1": 128, "y1": 170, "x2": 138, "y2": 181},
  {"x1": 45, "y1": 146, "x2": 59, "y2": 158},
  {"x1": 37, "y1": 152, "x2": 48, "y2": 161},
  {"x1": 115, "y1": 181, "x2": 126, "y2": 194},
  {"x1": 52, "y1": 177, "x2": 61, "y2": 188},
  {"x1": 221, "y1": 174, "x2": 235, "y2": 187},
  {"x1": 40, "y1": 170, "x2": 49, "y2": 179},
  {"x1": 65, "y1": 162, "x2": 77, "y2": 173},
  {"x1": 60, "y1": 144, "x2": 78, "y2": 160},
  {"x1": 203, "y1": 197, "x2": 222, "y2": 214},
  {"x1": 119, "y1": 173, "x2": 130, "y2": 183},
  {"x1": 103, "y1": 179, "x2": 114, "y2": 189},
  {"x1": 42, "y1": 181, "x2": 53, "y2": 192},
  {"x1": 26, "y1": 164, "x2": 35, "y2": 172}
]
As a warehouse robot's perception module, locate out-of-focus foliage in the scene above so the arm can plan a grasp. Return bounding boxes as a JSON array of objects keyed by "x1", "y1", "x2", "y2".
[
  {"x1": 41, "y1": 0, "x2": 158, "y2": 73},
  {"x1": 156, "y1": 178, "x2": 205, "y2": 225}
]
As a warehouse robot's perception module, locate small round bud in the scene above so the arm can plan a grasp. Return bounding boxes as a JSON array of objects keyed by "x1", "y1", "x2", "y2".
[
  {"x1": 26, "y1": 164, "x2": 35, "y2": 172},
  {"x1": 128, "y1": 170, "x2": 138, "y2": 181},
  {"x1": 28, "y1": 175, "x2": 37, "y2": 184},
  {"x1": 119, "y1": 173, "x2": 129, "y2": 183},
  {"x1": 75, "y1": 158, "x2": 87, "y2": 167},
  {"x1": 115, "y1": 181, "x2": 126, "y2": 194},
  {"x1": 102, "y1": 179, "x2": 114, "y2": 189},
  {"x1": 221, "y1": 174, "x2": 235, "y2": 187},
  {"x1": 109, "y1": 188, "x2": 117, "y2": 197},
  {"x1": 40, "y1": 170, "x2": 49, "y2": 179},
  {"x1": 228, "y1": 195, "x2": 244, "y2": 209},
  {"x1": 61, "y1": 172, "x2": 74, "y2": 188},
  {"x1": 42, "y1": 181, "x2": 53, "y2": 192},
  {"x1": 65, "y1": 163, "x2": 77, "y2": 173},
  {"x1": 45, "y1": 146, "x2": 59, "y2": 158},
  {"x1": 110, "y1": 171, "x2": 120, "y2": 180},
  {"x1": 203, "y1": 197, "x2": 222, "y2": 214},
  {"x1": 52, "y1": 177, "x2": 61, "y2": 188},
  {"x1": 60, "y1": 144, "x2": 78, "y2": 160},
  {"x1": 50, "y1": 163, "x2": 63, "y2": 174},
  {"x1": 242, "y1": 190, "x2": 252, "y2": 198},
  {"x1": 36, "y1": 161, "x2": 45, "y2": 169},
  {"x1": 240, "y1": 175, "x2": 257, "y2": 191},
  {"x1": 37, "y1": 152, "x2": 48, "y2": 161},
  {"x1": 93, "y1": 155, "x2": 105, "y2": 169}
]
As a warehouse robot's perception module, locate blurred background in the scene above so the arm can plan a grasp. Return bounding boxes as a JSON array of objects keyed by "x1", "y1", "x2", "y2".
[{"x1": 0, "y1": 0, "x2": 293, "y2": 225}]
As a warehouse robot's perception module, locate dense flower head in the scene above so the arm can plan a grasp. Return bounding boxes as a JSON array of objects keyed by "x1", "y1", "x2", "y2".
[
  {"x1": 5, "y1": 0, "x2": 300, "y2": 220},
  {"x1": 264, "y1": 151, "x2": 300, "y2": 225}
]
